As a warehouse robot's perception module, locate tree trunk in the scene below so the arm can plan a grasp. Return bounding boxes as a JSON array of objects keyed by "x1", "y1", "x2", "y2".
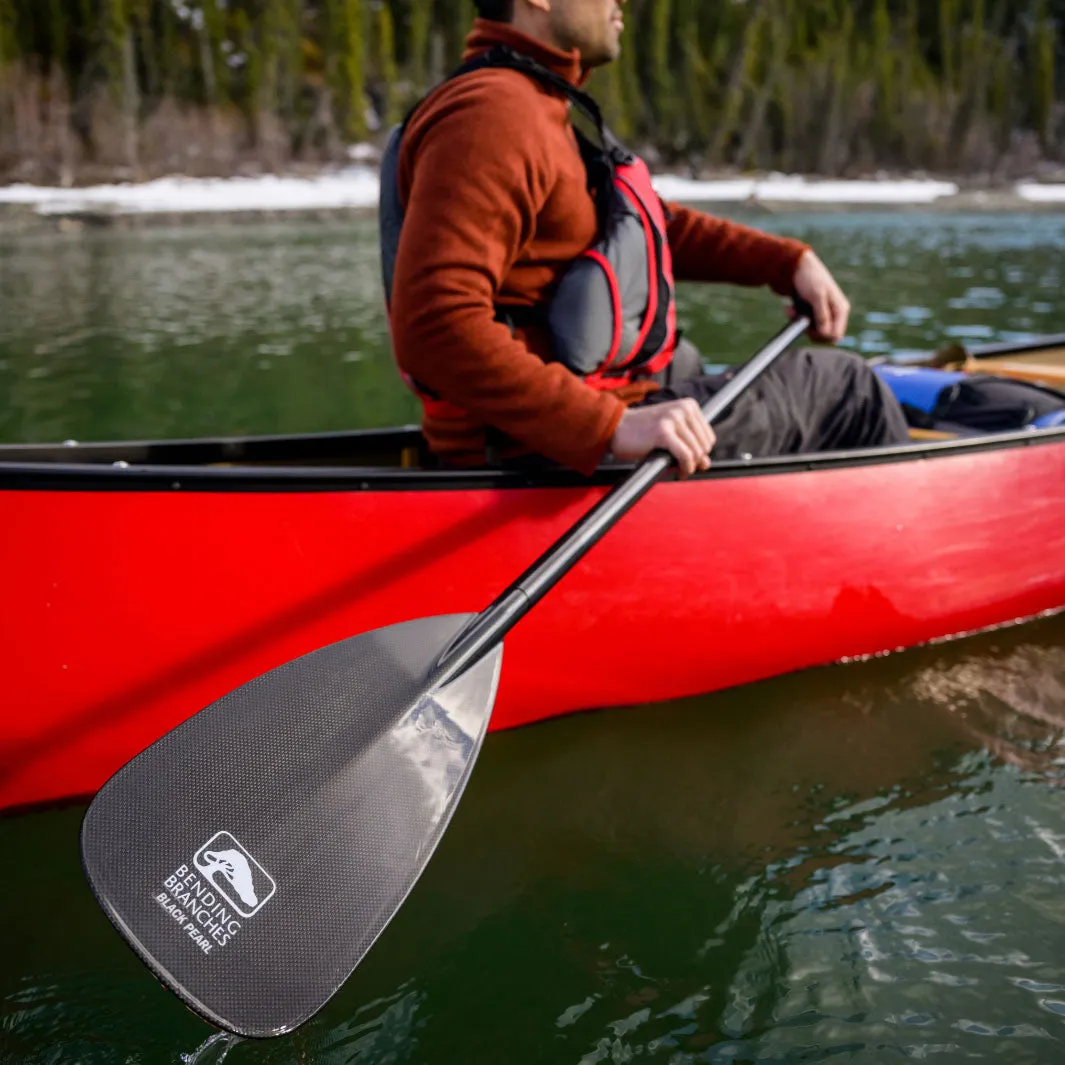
[{"x1": 121, "y1": 25, "x2": 139, "y2": 173}]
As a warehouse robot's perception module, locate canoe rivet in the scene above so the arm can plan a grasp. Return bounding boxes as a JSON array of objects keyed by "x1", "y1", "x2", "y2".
[
  {"x1": 62, "y1": 439, "x2": 79, "y2": 447},
  {"x1": 113, "y1": 461, "x2": 130, "y2": 469},
  {"x1": 171, "y1": 481, "x2": 181, "y2": 490}
]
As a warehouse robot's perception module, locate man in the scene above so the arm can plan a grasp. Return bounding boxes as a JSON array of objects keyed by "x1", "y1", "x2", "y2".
[{"x1": 388, "y1": 0, "x2": 910, "y2": 476}]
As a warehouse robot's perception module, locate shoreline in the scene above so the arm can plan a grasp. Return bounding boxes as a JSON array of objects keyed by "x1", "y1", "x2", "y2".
[{"x1": 2, "y1": 170, "x2": 1065, "y2": 233}]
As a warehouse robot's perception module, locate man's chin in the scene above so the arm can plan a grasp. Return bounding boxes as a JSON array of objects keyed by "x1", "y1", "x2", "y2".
[{"x1": 584, "y1": 41, "x2": 622, "y2": 68}]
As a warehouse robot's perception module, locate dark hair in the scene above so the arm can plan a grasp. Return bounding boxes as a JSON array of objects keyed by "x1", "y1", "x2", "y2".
[{"x1": 473, "y1": 0, "x2": 514, "y2": 21}]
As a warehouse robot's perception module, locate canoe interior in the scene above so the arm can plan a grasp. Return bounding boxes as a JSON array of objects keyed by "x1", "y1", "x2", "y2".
[
  {"x1": 968, "y1": 333, "x2": 1065, "y2": 365},
  {"x1": 0, "y1": 424, "x2": 430, "y2": 470},
  {"x1": 931, "y1": 332, "x2": 1065, "y2": 389},
  {"x1": 1, "y1": 333, "x2": 1064, "y2": 475},
  {"x1": 966, "y1": 347, "x2": 1065, "y2": 387}
]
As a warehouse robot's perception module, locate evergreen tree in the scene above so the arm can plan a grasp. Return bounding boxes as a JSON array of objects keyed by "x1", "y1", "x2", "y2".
[
  {"x1": 1032, "y1": 0, "x2": 1056, "y2": 148},
  {"x1": 0, "y1": 0, "x2": 16, "y2": 66},
  {"x1": 101, "y1": 0, "x2": 129, "y2": 104},
  {"x1": 406, "y1": 0, "x2": 432, "y2": 94},
  {"x1": 199, "y1": 0, "x2": 229, "y2": 106},
  {"x1": 938, "y1": 0, "x2": 958, "y2": 90},
  {"x1": 871, "y1": 0, "x2": 895, "y2": 147},
  {"x1": 648, "y1": 0, "x2": 674, "y2": 141},
  {"x1": 1, "y1": 0, "x2": 1064, "y2": 179},
  {"x1": 374, "y1": 0, "x2": 399, "y2": 129},
  {"x1": 338, "y1": 0, "x2": 367, "y2": 139}
]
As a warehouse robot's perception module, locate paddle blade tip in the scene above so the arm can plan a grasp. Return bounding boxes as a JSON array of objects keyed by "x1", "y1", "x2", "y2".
[{"x1": 80, "y1": 616, "x2": 502, "y2": 1037}]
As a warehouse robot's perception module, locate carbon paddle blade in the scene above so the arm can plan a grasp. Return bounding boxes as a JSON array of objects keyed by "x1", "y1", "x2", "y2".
[{"x1": 81, "y1": 614, "x2": 501, "y2": 1038}]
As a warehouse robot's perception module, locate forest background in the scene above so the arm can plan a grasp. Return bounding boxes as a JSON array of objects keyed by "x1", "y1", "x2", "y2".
[{"x1": 0, "y1": 0, "x2": 1063, "y2": 187}]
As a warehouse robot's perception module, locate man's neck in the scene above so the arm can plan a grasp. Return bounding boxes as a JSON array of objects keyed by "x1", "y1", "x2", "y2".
[
  {"x1": 464, "y1": 18, "x2": 584, "y2": 85},
  {"x1": 507, "y1": 11, "x2": 568, "y2": 56}
]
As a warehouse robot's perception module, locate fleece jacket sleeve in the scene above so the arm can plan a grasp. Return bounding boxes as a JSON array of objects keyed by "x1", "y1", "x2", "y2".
[{"x1": 664, "y1": 202, "x2": 810, "y2": 296}]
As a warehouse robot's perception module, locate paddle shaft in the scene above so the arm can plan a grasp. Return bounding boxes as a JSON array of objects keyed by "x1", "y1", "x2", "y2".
[{"x1": 435, "y1": 313, "x2": 812, "y2": 686}]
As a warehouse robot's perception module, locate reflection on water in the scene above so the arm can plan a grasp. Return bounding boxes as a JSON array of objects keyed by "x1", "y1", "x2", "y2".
[
  {"x1": 303, "y1": 986, "x2": 425, "y2": 1064},
  {"x1": 2, "y1": 212, "x2": 1065, "y2": 443},
  {"x1": 3, "y1": 614, "x2": 1065, "y2": 1063},
  {"x1": 911, "y1": 641, "x2": 1065, "y2": 779},
  {"x1": 0, "y1": 222, "x2": 414, "y2": 443}
]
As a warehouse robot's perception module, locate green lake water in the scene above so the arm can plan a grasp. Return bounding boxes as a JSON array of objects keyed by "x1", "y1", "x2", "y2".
[{"x1": 3, "y1": 211, "x2": 1065, "y2": 1063}]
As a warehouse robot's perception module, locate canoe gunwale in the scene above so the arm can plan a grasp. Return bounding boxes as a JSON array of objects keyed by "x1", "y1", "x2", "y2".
[
  {"x1": 2, "y1": 425, "x2": 1065, "y2": 493},
  {"x1": 4, "y1": 333, "x2": 1065, "y2": 493},
  {"x1": 968, "y1": 332, "x2": 1065, "y2": 358},
  {"x1": 0, "y1": 424, "x2": 427, "y2": 469}
]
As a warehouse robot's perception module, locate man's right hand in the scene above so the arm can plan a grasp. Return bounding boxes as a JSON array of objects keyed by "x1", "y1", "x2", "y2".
[{"x1": 609, "y1": 400, "x2": 715, "y2": 477}]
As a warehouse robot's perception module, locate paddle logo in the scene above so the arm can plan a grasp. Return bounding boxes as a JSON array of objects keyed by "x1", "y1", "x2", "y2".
[
  {"x1": 193, "y1": 831, "x2": 276, "y2": 918},
  {"x1": 154, "y1": 831, "x2": 276, "y2": 955}
]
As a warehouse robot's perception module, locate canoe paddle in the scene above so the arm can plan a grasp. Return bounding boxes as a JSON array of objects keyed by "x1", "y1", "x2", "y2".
[{"x1": 81, "y1": 310, "x2": 812, "y2": 1038}]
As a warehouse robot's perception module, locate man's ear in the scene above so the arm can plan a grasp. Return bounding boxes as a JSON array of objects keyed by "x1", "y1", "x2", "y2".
[{"x1": 521, "y1": 0, "x2": 552, "y2": 12}]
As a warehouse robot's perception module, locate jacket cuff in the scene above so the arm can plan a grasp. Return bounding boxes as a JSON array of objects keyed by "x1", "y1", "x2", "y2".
[
  {"x1": 572, "y1": 396, "x2": 626, "y2": 476},
  {"x1": 769, "y1": 241, "x2": 811, "y2": 297}
]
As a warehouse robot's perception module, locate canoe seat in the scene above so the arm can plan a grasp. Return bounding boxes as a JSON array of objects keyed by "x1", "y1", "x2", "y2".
[
  {"x1": 927, "y1": 341, "x2": 1065, "y2": 389},
  {"x1": 961, "y1": 355, "x2": 1065, "y2": 389},
  {"x1": 908, "y1": 427, "x2": 958, "y2": 441}
]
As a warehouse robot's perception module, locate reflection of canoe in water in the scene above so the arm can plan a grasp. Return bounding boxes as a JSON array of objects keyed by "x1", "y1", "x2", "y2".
[{"x1": 3, "y1": 334, "x2": 1065, "y2": 811}]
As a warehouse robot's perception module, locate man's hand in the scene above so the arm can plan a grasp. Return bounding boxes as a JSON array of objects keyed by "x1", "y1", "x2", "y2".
[
  {"x1": 610, "y1": 400, "x2": 716, "y2": 477},
  {"x1": 792, "y1": 250, "x2": 850, "y2": 344}
]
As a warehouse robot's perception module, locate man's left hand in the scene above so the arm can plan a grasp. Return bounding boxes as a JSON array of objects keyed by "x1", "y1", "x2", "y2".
[{"x1": 791, "y1": 250, "x2": 850, "y2": 344}]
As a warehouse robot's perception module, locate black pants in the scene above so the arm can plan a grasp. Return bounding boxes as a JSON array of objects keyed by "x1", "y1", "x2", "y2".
[{"x1": 641, "y1": 339, "x2": 911, "y2": 459}]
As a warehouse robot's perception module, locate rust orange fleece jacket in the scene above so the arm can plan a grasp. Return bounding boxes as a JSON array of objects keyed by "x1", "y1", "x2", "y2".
[{"x1": 391, "y1": 20, "x2": 810, "y2": 475}]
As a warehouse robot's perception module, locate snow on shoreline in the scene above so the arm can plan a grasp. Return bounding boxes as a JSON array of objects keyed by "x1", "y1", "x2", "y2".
[
  {"x1": 0, "y1": 168, "x2": 1062, "y2": 214},
  {"x1": 651, "y1": 175, "x2": 960, "y2": 204},
  {"x1": 0, "y1": 169, "x2": 382, "y2": 215},
  {"x1": 1016, "y1": 181, "x2": 1065, "y2": 203}
]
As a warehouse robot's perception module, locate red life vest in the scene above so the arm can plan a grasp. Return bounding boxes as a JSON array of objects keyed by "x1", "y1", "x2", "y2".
[{"x1": 380, "y1": 45, "x2": 678, "y2": 421}]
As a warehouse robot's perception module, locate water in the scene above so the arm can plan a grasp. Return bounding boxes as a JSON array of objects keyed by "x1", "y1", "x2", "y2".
[
  {"x1": 2, "y1": 211, "x2": 1065, "y2": 1063},
  {"x1": 1, "y1": 211, "x2": 1063, "y2": 444}
]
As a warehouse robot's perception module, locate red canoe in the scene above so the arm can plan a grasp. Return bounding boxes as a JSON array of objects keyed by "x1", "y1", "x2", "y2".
[{"x1": 3, "y1": 336, "x2": 1065, "y2": 812}]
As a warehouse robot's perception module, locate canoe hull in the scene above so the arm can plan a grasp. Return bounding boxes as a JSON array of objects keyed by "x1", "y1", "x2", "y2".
[{"x1": 4, "y1": 433, "x2": 1065, "y2": 811}]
